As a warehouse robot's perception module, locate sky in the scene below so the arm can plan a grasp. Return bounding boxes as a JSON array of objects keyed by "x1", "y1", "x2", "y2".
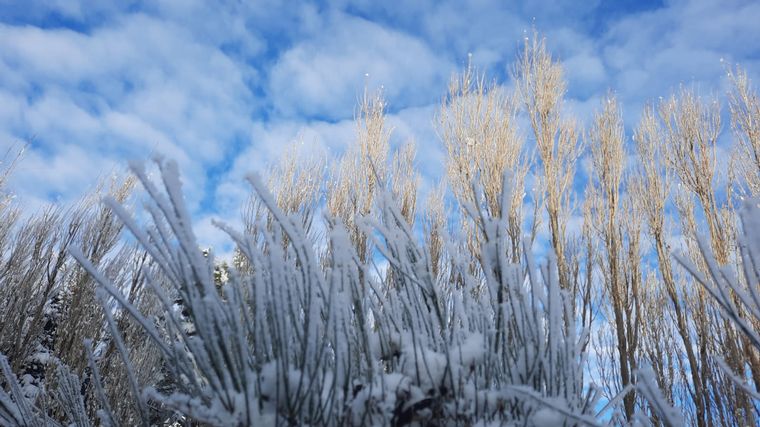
[{"x1": 1, "y1": 0, "x2": 759, "y2": 252}]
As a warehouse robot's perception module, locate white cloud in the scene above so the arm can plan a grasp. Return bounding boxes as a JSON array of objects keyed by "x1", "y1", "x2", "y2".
[
  {"x1": 0, "y1": 11, "x2": 256, "y2": 211},
  {"x1": 8, "y1": 144, "x2": 121, "y2": 208},
  {"x1": 602, "y1": 0, "x2": 760, "y2": 109},
  {"x1": 268, "y1": 12, "x2": 452, "y2": 120}
]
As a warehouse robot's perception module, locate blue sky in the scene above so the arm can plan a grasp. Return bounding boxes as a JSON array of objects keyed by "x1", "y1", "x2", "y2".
[{"x1": 1, "y1": 0, "x2": 759, "y2": 250}]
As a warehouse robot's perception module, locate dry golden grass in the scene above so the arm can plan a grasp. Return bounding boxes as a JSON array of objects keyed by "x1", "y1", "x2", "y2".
[
  {"x1": 512, "y1": 33, "x2": 582, "y2": 289},
  {"x1": 438, "y1": 63, "x2": 529, "y2": 263},
  {"x1": 326, "y1": 90, "x2": 391, "y2": 261},
  {"x1": 728, "y1": 66, "x2": 760, "y2": 196}
]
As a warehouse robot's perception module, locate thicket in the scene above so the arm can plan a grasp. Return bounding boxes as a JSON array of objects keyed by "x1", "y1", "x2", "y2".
[{"x1": 0, "y1": 34, "x2": 759, "y2": 426}]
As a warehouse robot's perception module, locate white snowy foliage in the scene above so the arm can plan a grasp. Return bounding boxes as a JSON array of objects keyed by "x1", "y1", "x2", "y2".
[
  {"x1": 5, "y1": 158, "x2": 745, "y2": 425},
  {"x1": 59, "y1": 158, "x2": 594, "y2": 426}
]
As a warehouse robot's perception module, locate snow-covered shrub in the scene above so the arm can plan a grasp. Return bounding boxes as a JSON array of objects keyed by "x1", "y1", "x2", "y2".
[
  {"x1": 1, "y1": 158, "x2": 604, "y2": 426},
  {"x1": 674, "y1": 199, "x2": 760, "y2": 399}
]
